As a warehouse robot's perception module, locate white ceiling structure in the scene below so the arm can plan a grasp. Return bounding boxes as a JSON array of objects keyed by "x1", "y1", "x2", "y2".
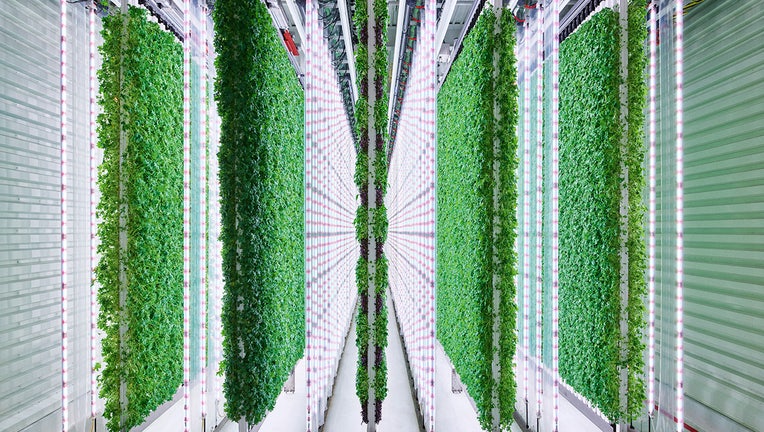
[{"x1": 133, "y1": 0, "x2": 587, "y2": 143}]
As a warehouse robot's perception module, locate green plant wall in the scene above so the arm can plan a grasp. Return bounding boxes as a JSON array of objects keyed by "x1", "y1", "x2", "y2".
[
  {"x1": 625, "y1": 0, "x2": 647, "y2": 418},
  {"x1": 437, "y1": 9, "x2": 517, "y2": 430},
  {"x1": 494, "y1": 10, "x2": 520, "y2": 425},
  {"x1": 557, "y1": 4, "x2": 646, "y2": 421},
  {"x1": 213, "y1": 0, "x2": 305, "y2": 425},
  {"x1": 96, "y1": 7, "x2": 183, "y2": 431},
  {"x1": 354, "y1": 0, "x2": 390, "y2": 422}
]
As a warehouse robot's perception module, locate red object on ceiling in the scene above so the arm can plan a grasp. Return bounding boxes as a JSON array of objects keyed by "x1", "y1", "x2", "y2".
[{"x1": 282, "y1": 29, "x2": 299, "y2": 56}]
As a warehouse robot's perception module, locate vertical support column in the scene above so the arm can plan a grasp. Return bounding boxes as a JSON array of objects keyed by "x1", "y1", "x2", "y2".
[
  {"x1": 59, "y1": 0, "x2": 68, "y2": 430},
  {"x1": 200, "y1": 5, "x2": 209, "y2": 428},
  {"x1": 522, "y1": 18, "x2": 531, "y2": 412},
  {"x1": 491, "y1": 3, "x2": 502, "y2": 431},
  {"x1": 551, "y1": 0, "x2": 561, "y2": 430},
  {"x1": 618, "y1": 0, "x2": 630, "y2": 425},
  {"x1": 89, "y1": 0, "x2": 98, "y2": 425},
  {"x1": 365, "y1": 0, "x2": 378, "y2": 426},
  {"x1": 675, "y1": 1, "x2": 685, "y2": 431},
  {"x1": 534, "y1": 4, "x2": 544, "y2": 424},
  {"x1": 182, "y1": 0, "x2": 192, "y2": 430},
  {"x1": 647, "y1": 0, "x2": 658, "y2": 420},
  {"x1": 118, "y1": 3, "x2": 129, "y2": 428}
]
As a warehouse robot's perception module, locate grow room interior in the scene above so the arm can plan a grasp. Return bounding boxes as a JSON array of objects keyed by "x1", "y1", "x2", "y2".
[{"x1": 0, "y1": 0, "x2": 762, "y2": 431}]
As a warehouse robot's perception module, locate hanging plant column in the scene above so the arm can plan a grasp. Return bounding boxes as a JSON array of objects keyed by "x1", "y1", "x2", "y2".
[
  {"x1": 96, "y1": 7, "x2": 184, "y2": 431},
  {"x1": 354, "y1": 0, "x2": 389, "y2": 426},
  {"x1": 213, "y1": 0, "x2": 305, "y2": 426}
]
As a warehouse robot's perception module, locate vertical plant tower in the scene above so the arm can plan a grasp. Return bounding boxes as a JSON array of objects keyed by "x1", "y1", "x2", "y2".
[{"x1": 354, "y1": 0, "x2": 389, "y2": 425}]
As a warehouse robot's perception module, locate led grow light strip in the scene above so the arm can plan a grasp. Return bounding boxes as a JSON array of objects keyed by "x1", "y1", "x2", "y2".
[
  {"x1": 200, "y1": 4, "x2": 209, "y2": 421},
  {"x1": 212, "y1": 114, "x2": 223, "y2": 408},
  {"x1": 60, "y1": 0, "x2": 68, "y2": 430},
  {"x1": 647, "y1": 0, "x2": 657, "y2": 418},
  {"x1": 182, "y1": 0, "x2": 191, "y2": 429},
  {"x1": 427, "y1": 0, "x2": 436, "y2": 426},
  {"x1": 210, "y1": 112, "x2": 223, "y2": 409},
  {"x1": 305, "y1": 2, "x2": 314, "y2": 427},
  {"x1": 535, "y1": 3, "x2": 543, "y2": 419},
  {"x1": 89, "y1": 0, "x2": 97, "y2": 420},
  {"x1": 522, "y1": 20, "x2": 531, "y2": 405},
  {"x1": 675, "y1": 0, "x2": 685, "y2": 430},
  {"x1": 552, "y1": 0, "x2": 560, "y2": 429}
]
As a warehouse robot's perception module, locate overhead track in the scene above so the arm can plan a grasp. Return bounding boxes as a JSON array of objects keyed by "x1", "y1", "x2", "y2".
[
  {"x1": 337, "y1": 0, "x2": 358, "y2": 102},
  {"x1": 387, "y1": 0, "x2": 408, "y2": 126},
  {"x1": 434, "y1": 0, "x2": 457, "y2": 60}
]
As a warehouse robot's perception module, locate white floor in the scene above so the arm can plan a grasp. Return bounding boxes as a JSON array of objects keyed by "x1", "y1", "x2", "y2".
[
  {"x1": 512, "y1": 349, "x2": 612, "y2": 432},
  {"x1": 323, "y1": 292, "x2": 420, "y2": 432},
  {"x1": 219, "y1": 290, "x2": 621, "y2": 432},
  {"x1": 223, "y1": 290, "x2": 486, "y2": 432}
]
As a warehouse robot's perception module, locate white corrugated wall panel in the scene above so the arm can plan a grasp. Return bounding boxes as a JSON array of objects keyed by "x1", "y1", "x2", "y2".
[{"x1": 1, "y1": 1, "x2": 99, "y2": 431}]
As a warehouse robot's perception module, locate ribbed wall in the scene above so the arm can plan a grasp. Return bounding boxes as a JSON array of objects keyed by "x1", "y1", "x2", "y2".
[
  {"x1": 680, "y1": 1, "x2": 764, "y2": 430},
  {"x1": 0, "y1": 2, "x2": 99, "y2": 431}
]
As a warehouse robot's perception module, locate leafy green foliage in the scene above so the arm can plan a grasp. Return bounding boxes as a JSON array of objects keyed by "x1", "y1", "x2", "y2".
[
  {"x1": 96, "y1": 7, "x2": 183, "y2": 431},
  {"x1": 626, "y1": 0, "x2": 648, "y2": 419},
  {"x1": 437, "y1": 9, "x2": 517, "y2": 429},
  {"x1": 494, "y1": 10, "x2": 519, "y2": 428},
  {"x1": 213, "y1": 0, "x2": 305, "y2": 424},
  {"x1": 355, "y1": 0, "x2": 390, "y2": 422},
  {"x1": 558, "y1": 8, "x2": 630, "y2": 421}
]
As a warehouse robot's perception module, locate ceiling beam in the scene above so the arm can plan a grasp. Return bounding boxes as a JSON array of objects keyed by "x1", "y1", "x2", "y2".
[
  {"x1": 338, "y1": 0, "x2": 358, "y2": 103},
  {"x1": 283, "y1": 0, "x2": 306, "y2": 48},
  {"x1": 387, "y1": 0, "x2": 408, "y2": 123},
  {"x1": 434, "y1": 0, "x2": 457, "y2": 57}
]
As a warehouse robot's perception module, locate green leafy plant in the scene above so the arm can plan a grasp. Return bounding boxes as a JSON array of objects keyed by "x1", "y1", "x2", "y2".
[
  {"x1": 213, "y1": 0, "x2": 305, "y2": 425},
  {"x1": 557, "y1": 5, "x2": 646, "y2": 421},
  {"x1": 626, "y1": 0, "x2": 648, "y2": 420},
  {"x1": 96, "y1": 7, "x2": 183, "y2": 431},
  {"x1": 437, "y1": 9, "x2": 517, "y2": 430},
  {"x1": 355, "y1": 0, "x2": 390, "y2": 422},
  {"x1": 494, "y1": 10, "x2": 519, "y2": 427}
]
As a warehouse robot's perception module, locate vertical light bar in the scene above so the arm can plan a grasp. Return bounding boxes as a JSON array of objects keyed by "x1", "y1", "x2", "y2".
[
  {"x1": 210, "y1": 110, "x2": 223, "y2": 409},
  {"x1": 200, "y1": 4, "x2": 209, "y2": 422},
  {"x1": 182, "y1": 0, "x2": 191, "y2": 429},
  {"x1": 304, "y1": 1, "x2": 313, "y2": 428},
  {"x1": 89, "y1": 0, "x2": 98, "y2": 420},
  {"x1": 647, "y1": 0, "x2": 657, "y2": 418},
  {"x1": 675, "y1": 0, "x2": 685, "y2": 430},
  {"x1": 551, "y1": 0, "x2": 560, "y2": 429},
  {"x1": 535, "y1": 3, "x2": 544, "y2": 419},
  {"x1": 213, "y1": 114, "x2": 223, "y2": 407},
  {"x1": 59, "y1": 0, "x2": 68, "y2": 430},
  {"x1": 522, "y1": 20, "x2": 531, "y2": 405},
  {"x1": 428, "y1": 0, "x2": 436, "y2": 425}
]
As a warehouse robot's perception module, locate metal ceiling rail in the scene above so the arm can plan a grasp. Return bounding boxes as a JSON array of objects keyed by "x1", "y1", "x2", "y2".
[{"x1": 436, "y1": 0, "x2": 485, "y2": 91}]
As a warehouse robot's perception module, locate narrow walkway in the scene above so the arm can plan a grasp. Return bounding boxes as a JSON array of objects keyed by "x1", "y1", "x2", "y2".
[
  {"x1": 323, "y1": 292, "x2": 420, "y2": 431},
  {"x1": 434, "y1": 342, "x2": 483, "y2": 432}
]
